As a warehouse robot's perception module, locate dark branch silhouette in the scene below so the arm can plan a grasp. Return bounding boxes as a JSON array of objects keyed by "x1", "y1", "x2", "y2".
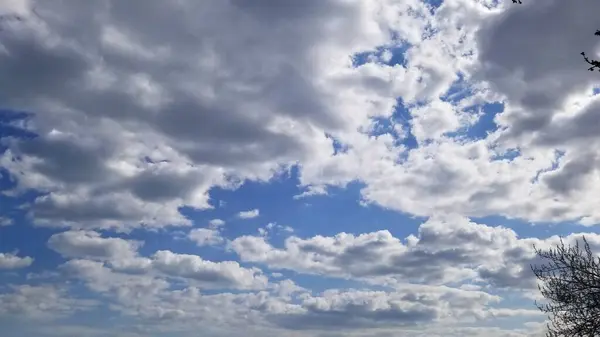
[
  {"x1": 531, "y1": 237, "x2": 600, "y2": 337},
  {"x1": 580, "y1": 29, "x2": 600, "y2": 71},
  {"x1": 581, "y1": 52, "x2": 600, "y2": 72}
]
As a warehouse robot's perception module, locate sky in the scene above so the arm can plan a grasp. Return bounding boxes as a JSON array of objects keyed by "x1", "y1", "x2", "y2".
[{"x1": 1, "y1": 0, "x2": 600, "y2": 336}]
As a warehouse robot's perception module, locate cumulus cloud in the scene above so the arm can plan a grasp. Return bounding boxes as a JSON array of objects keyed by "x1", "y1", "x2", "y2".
[
  {"x1": 289, "y1": 0, "x2": 600, "y2": 227},
  {"x1": 188, "y1": 228, "x2": 224, "y2": 247},
  {"x1": 151, "y1": 250, "x2": 268, "y2": 290},
  {"x1": 231, "y1": 216, "x2": 600, "y2": 290},
  {"x1": 208, "y1": 218, "x2": 225, "y2": 228},
  {"x1": 0, "y1": 252, "x2": 33, "y2": 269},
  {"x1": 1, "y1": 0, "x2": 598, "y2": 336},
  {"x1": 0, "y1": 285, "x2": 97, "y2": 320},
  {"x1": 48, "y1": 230, "x2": 141, "y2": 260},
  {"x1": 268, "y1": 285, "x2": 538, "y2": 331},
  {"x1": 47, "y1": 230, "x2": 150, "y2": 272},
  {"x1": 0, "y1": 0, "x2": 430, "y2": 231},
  {"x1": 48, "y1": 230, "x2": 267, "y2": 290},
  {"x1": 238, "y1": 209, "x2": 260, "y2": 219}
]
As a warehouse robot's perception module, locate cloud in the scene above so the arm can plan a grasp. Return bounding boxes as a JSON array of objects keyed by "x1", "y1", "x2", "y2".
[
  {"x1": 0, "y1": 0, "x2": 426, "y2": 231},
  {"x1": 0, "y1": 285, "x2": 97, "y2": 320},
  {"x1": 47, "y1": 230, "x2": 267, "y2": 290},
  {"x1": 238, "y1": 209, "x2": 260, "y2": 219},
  {"x1": 1, "y1": 0, "x2": 598, "y2": 336},
  {"x1": 208, "y1": 218, "x2": 225, "y2": 228},
  {"x1": 268, "y1": 285, "x2": 528, "y2": 330},
  {"x1": 188, "y1": 228, "x2": 224, "y2": 247},
  {"x1": 0, "y1": 252, "x2": 33, "y2": 269},
  {"x1": 151, "y1": 250, "x2": 268, "y2": 290},
  {"x1": 0, "y1": 217, "x2": 14, "y2": 226},
  {"x1": 258, "y1": 222, "x2": 294, "y2": 237},
  {"x1": 47, "y1": 230, "x2": 150, "y2": 272},
  {"x1": 48, "y1": 230, "x2": 141, "y2": 260},
  {"x1": 230, "y1": 216, "x2": 600, "y2": 290}
]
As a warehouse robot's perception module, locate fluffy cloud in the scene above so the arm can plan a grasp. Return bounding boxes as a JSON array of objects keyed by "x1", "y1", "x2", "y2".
[
  {"x1": 238, "y1": 209, "x2": 260, "y2": 219},
  {"x1": 208, "y1": 219, "x2": 225, "y2": 228},
  {"x1": 151, "y1": 250, "x2": 268, "y2": 290},
  {"x1": 0, "y1": 0, "x2": 431, "y2": 231},
  {"x1": 48, "y1": 230, "x2": 267, "y2": 290},
  {"x1": 188, "y1": 228, "x2": 224, "y2": 247},
  {"x1": 48, "y1": 230, "x2": 141, "y2": 260},
  {"x1": 0, "y1": 285, "x2": 96, "y2": 320},
  {"x1": 48, "y1": 230, "x2": 150, "y2": 272},
  {"x1": 0, "y1": 0, "x2": 598, "y2": 336},
  {"x1": 268, "y1": 285, "x2": 542, "y2": 331},
  {"x1": 0, "y1": 252, "x2": 33, "y2": 269},
  {"x1": 293, "y1": 0, "x2": 600, "y2": 227},
  {"x1": 231, "y1": 216, "x2": 600, "y2": 290}
]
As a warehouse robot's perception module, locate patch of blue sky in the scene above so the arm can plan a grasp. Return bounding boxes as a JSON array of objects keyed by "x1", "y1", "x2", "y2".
[
  {"x1": 439, "y1": 73, "x2": 471, "y2": 104},
  {"x1": 423, "y1": 0, "x2": 445, "y2": 15},
  {"x1": 0, "y1": 109, "x2": 36, "y2": 142},
  {"x1": 440, "y1": 74, "x2": 506, "y2": 141},
  {"x1": 443, "y1": 102, "x2": 505, "y2": 143},
  {"x1": 324, "y1": 132, "x2": 349, "y2": 155},
  {"x1": 197, "y1": 167, "x2": 425, "y2": 241},
  {"x1": 368, "y1": 99, "x2": 418, "y2": 151},
  {"x1": 352, "y1": 43, "x2": 411, "y2": 68},
  {"x1": 489, "y1": 147, "x2": 521, "y2": 161},
  {"x1": 0, "y1": 220, "x2": 64, "y2": 276}
]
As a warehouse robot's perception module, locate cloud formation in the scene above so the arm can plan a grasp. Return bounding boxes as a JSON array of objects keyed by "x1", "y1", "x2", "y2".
[
  {"x1": 238, "y1": 209, "x2": 261, "y2": 219},
  {"x1": 0, "y1": 253, "x2": 33, "y2": 269},
  {"x1": 1, "y1": 0, "x2": 599, "y2": 336}
]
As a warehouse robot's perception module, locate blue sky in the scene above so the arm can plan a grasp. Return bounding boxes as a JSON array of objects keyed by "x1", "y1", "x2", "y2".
[{"x1": 1, "y1": 0, "x2": 600, "y2": 336}]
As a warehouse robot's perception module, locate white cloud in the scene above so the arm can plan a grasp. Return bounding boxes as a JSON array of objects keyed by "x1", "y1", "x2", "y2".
[
  {"x1": 0, "y1": 285, "x2": 97, "y2": 320},
  {"x1": 0, "y1": 0, "x2": 429, "y2": 231},
  {"x1": 238, "y1": 209, "x2": 260, "y2": 219},
  {"x1": 267, "y1": 285, "x2": 536, "y2": 330},
  {"x1": 48, "y1": 230, "x2": 141, "y2": 260},
  {"x1": 1, "y1": 0, "x2": 599, "y2": 336},
  {"x1": 231, "y1": 215, "x2": 600, "y2": 290},
  {"x1": 48, "y1": 231, "x2": 267, "y2": 290},
  {"x1": 188, "y1": 228, "x2": 223, "y2": 247},
  {"x1": 208, "y1": 218, "x2": 225, "y2": 228},
  {"x1": 410, "y1": 99, "x2": 463, "y2": 143},
  {"x1": 151, "y1": 250, "x2": 268, "y2": 290},
  {"x1": 47, "y1": 230, "x2": 150, "y2": 272},
  {"x1": 0, "y1": 217, "x2": 14, "y2": 226},
  {"x1": 259, "y1": 222, "x2": 294, "y2": 237},
  {"x1": 0, "y1": 252, "x2": 33, "y2": 269}
]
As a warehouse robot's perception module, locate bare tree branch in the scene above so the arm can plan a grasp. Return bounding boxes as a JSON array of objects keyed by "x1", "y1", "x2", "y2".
[{"x1": 531, "y1": 237, "x2": 600, "y2": 337}]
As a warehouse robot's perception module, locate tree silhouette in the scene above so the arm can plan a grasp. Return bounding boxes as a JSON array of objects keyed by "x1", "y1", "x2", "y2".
[{"x1": 531, "y1": 237, "x2": 600, "y2": 337}]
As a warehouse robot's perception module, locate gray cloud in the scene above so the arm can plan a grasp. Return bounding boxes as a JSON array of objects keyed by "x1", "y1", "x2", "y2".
[
  {"x1": 48, "y1": 230, "x2": 141, "y2": 261},
  {"x1": 0, "y1": 252, "x2": 33, "y2": 269},
  {"x1": 230, "y1": 216, "x2": 600, "y2": 290},
  {"x1": 0, "y1": 285, "x2": 97, "y2": 320},
  {"x1": 0, "y1": 0, "x2": 396, "y2": 229}
]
